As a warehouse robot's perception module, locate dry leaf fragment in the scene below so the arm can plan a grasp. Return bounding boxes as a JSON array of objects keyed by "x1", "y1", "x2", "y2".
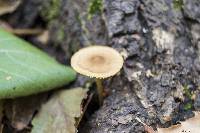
[
  {"x1": 157, "y1": 112, "x2": 200, "y2": 133},
  {"x1": 0, "y1": 0, "x2": 21, "y2": 16},
  {"x1": 31, "y1": 88, "x2": 88, "y2": 133},
  {"x1": 0, "y1": 20, "x2": 12, "y2": 29},
  {"x1": 36, "y1": 30, "x2": 49, "y2": 44},
  {"x1": 4, "y1": 94, "x2": 47, "y2": 131}
]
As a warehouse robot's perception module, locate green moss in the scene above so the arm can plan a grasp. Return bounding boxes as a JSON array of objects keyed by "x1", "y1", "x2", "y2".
[
  {"x1": 87, "y1": 0, "x2": 103, "y2": 20},
  {"x1": 173, "y1": 0, "x2": 183, "y2": 10},
  {"x1": 41, "y1": 0, "x2": 61, "y2": 21},
  {"x1": 183, "y1": 85, "x2": 193, "y2": 99},
  {"x1": 183, "y1": 85, "x2": 193, "y2": 111},
  {"x1": 184, "y1": 102, "x2": 192, "y2": 110},
  {"x1": 56, "y1": 26, "x2": 65, "y2": 43}
]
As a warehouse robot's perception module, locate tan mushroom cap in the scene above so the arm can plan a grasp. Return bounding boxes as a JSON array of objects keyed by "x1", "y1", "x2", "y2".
[{"x1": 71, "y1": 45, "x2": 124, "y2": 79}]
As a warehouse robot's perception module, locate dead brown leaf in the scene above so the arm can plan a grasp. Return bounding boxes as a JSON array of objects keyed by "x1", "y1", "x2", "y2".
[
  {"x1": 157, "y1": 112, "x2": 200, "y2": 133},
  {"x1": 31, "y1": 88, "x2": 88, "y2": 133},
  {"x1": 36, "y1": 30, "x2": 49, "y2": 45},
  {"x1": 0, "y1": 0, "x2": 21, "y2": 16},
  {"x1": 4, "y1": 93, "x2": 48, "y2": 131}
]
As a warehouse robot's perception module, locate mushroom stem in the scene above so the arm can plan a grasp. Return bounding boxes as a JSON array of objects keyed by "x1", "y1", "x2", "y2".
[{"x1": 95, "y1": 78, "x2": 104, "y2": 105}]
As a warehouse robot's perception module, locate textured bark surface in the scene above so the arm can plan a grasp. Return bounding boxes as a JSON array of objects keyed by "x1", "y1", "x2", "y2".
[
  {"x1": 2, "y1": 0, "x2": 200, "y2": 132},
  {"x1": 82, "y1": 0, "x2": 200, "y2": 132}
]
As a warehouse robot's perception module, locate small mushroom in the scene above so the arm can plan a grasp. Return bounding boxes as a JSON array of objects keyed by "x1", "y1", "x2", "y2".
[{"x1": 71, "y1": 45, "x2": 123, "y2": 105}]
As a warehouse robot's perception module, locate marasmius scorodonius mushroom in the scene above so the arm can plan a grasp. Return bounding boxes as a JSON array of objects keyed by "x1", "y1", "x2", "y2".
[{"x1": 71, "y1": 45, "x2": 124, "y2": 105}]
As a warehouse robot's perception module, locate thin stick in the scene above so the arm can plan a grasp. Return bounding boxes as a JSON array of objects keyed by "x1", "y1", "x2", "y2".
[
  {"x1": 95, "y1": 78, "x2": 104, "y2": 106},
  {"x1": 5, "y1": 29, "x2": 43, "y2": 35}
]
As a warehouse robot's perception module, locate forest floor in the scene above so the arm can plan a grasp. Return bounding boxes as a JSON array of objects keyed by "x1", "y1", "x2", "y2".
[{"x1": 0, "y1": 0, "x2": 200, "y2": 133}]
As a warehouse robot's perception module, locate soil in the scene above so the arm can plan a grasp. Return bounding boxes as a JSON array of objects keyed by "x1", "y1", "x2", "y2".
[{"x1": 1, "y1": 0, "x2": 200, "y2": 133}]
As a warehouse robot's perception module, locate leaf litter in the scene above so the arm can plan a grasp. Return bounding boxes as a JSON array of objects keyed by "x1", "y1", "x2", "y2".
[
  {"x1": 0, "y1": 0, "x2": 21, "y2": 16},
  {"x1": 4, "y1": 93, "x2": 48, "y2": 131},
  {"x1": 157, "y1": 112, "x2": 200, "y2": 133},
  {"x1": 31, "y1": 88, "x2": 88, "y2": 133},
  {"x1": 142, "y1": 112, "x2": 200, "y2": 133}
]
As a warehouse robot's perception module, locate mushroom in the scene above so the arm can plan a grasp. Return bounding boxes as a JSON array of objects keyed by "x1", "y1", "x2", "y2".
[{"x1": 71, "y1": 45, "x2": 123, "y2": 105}]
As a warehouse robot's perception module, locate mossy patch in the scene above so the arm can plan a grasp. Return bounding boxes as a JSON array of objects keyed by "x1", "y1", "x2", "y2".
[
  {"x1": 183, "y1": 85, "x2": 193, "y2": 100},
  {"x1": 41, "y1": 0, "x2": 61, "y2": 22},
  {"x1": 56, "y1": 26, "x2": 65, "y2": 43},
  {"x1": 183, "y1": 85, "x2": 194, "y2": 111},
  {"x1": 173, "y1": 0, "x2": 183, "y2": 10},
  {"x1": 184, "y1": 102, "x2": 193, "y2": 110},
  {"x1": 87, "y1": 0, "x2": 103, "y2": 20}
]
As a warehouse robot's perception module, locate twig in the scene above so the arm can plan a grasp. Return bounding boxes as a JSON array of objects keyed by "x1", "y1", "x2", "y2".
[
  {"x1": 135, "y1": 117, "x2": 156, "y2": 133},
  {"x1": 5, "y1": 29, "x2": 43, "y2": 36}
]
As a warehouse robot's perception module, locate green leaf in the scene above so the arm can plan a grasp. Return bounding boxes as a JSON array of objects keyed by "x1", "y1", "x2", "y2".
[
  {"x1": 0, "y1": 28, "x2": 76, "y2": 99},
  {"x1": 31, "y1": 87, "x2": 88, "y2": 133}
]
